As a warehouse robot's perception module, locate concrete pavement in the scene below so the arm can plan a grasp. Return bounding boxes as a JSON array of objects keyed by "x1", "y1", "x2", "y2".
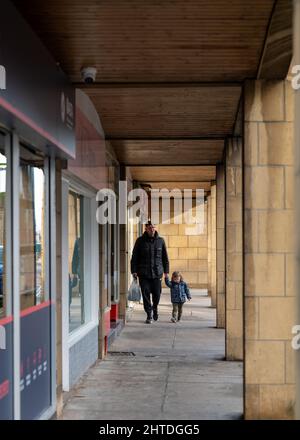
[{"x1": 60, "y1": 290, "x2": 243, "y2": 420}]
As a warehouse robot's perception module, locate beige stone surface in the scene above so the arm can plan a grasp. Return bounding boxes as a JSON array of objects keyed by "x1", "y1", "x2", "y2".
[
  {"x1": 258, "y1": 210, "x2": 294, "y2": 253},
  {"x1": 246, "y1": 340, "x2": 285, "y2": 384},
  {"x1": 259, "y1": 297, "x2": 296, "y2": 340},
  {"x1": 226, "y1": 196, "x2": 242, "y2": 224},
  {"x1": 285, "y1": 166, "x2": 295, "y2": 210},
  {"x1": 244, "y1": 80, "x2": 296, "y2": 419},
  {"x1": 244, "y1": 210, "x2": 258, "y2": 253},
  {"x1": 188, "y1": 259, "x2": 207, "y2": 271},
  {"x1": 227, "y1": 310, "x2": 243, "y2": 339},
  {"x1": 245, "y1": 80, "x2": 285, "y2": 122},
  {"x1": 187, "y1": 272, "x2": 199, "y2": 284},
  {"x1": 245, "y1": 166, "x2": 284, "y2": 210},
  {"x1": 217, "y1": 271, "x2": 225, "y2": 294},
  {"x1": 216, "y1": 249, "x2": 225, "y2": 272},
  {"x1": 188, "y1": 235, "x2": 207, "y2": 248},
  {"x1": 245, "y1": 254, "x2": 285, "y2": 296},
  {"x1": 217, "y1": 292, "x2": 225, "y2": 328},
  {"x1": 286, "y1": 253, "x2": 296, "y2": 297},
  {"x1": 168, "y1": 248, "x2": 179, "y2": 259},
  {"x1": 198, "y1": 271, "x2": 208, "y2": 285},
  {"x1": 170, "y1": 259, "x2": 188, "y2": 271},
  {"x1": 217, "y1": 228, "x2": 225, "y2": 252},
  {"x1": 258, "y1": 123, "x2": 293, "y2": 166},
  {"x1": 245, "y1": 297, "x2": 259, "y2": 341},
  {"x1": 227, "y1": 254, "x2": 243, "y2": 282},
  {"x1": 169, "y1": 235, "x2": 188, "y2": 248},
  {"x1": 198, "y1": 247, "x2": 208, "y2": 259},
  {"x1": 178, "y1": 247, "x2": 198, "y2": 260},
  {"x1": 285, "y1": 81, "x2": 295, "y2": 123},
  {"x1": 235, "y1": 282, "x2": 243, "y2": 311},
  {"x1": 226, "y1": 338, "x2": 243, "y2": 362},
  {"x1": 259, "y1": 385, "x2": 295, "y2": 419},
  {"x1": 226, "y1": 167, "x2": 236, "y2": 196},
  {"x1": 159, "y1": 224, "x2": 179, "y2": 236},
  {"x1": 245, "y1": 384, "x2": 260, "y2": 420},
  {"x1": 226, "y1": 224, "x2": 237, "y2": 253},
  {"x1": 226, "y1": 281, "x2": 236, "y2": 310},
  {"x1": 286, "y1": 342, "x2": 296, "y2": 384},
  {"x1": 244, "y1": 123, "x2": 258, "y2": 166}
]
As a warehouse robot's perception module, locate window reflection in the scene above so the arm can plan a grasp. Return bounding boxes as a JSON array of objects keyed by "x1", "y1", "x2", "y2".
[
  {"x1": 68, "y1": 191, "x2": 84, "y2": 332},
  {"x1": 19, "y1": 146, "x2": 46, "y2": 310}
]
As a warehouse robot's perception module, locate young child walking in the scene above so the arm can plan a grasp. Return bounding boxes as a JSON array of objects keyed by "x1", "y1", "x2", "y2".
[{"x1": 165, "y1": 271, "x2": 191, "y2": 322}]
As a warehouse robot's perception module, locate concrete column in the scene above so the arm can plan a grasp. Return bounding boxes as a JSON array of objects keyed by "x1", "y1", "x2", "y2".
[
  {"x1": 294, "y1": 0, "x2": 300, "y2": 420},
  {"x1": 216, "y1": 165, "x2": 225, "y2": 328},
  {"x1": 210, "y1": 183, "x2": 217, "y2": 308},
  {"x1": 226, "y1": 138, "x2": 243, "y2": 360},
  {"x1": 207, "y1": 195, "x2": 212, "y2": 297},
  {"x1": 244, "y1": 79, "x2": 296, "y2": 419}
]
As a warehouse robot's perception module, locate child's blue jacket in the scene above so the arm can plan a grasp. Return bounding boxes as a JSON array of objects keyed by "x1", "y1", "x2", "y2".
[{"x1": 165, "y1": 277, "x2": 191, "y2": 303}]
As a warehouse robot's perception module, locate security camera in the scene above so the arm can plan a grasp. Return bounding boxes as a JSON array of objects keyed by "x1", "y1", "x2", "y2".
[{"x1": 81, "y1": 67, "x2": 97, "y2": 84}]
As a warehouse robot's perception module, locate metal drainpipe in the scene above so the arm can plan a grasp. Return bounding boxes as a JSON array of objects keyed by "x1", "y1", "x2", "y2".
[{"x1": 294, "y1": 0, "x2": 300, "y2": 420}]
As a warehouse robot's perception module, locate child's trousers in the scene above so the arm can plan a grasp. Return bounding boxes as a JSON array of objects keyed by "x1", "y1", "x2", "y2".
[{"x1": 172, "y1": 303, "x2": 183, "y2": 321}]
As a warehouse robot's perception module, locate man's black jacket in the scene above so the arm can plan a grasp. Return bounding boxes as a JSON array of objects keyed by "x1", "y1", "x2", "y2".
[{"x1": 131, "y1": 231, "x2": 169, "y2": 279}]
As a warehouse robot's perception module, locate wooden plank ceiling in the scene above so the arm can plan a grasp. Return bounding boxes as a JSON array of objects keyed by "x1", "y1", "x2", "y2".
[
  {"x1": 130, "y1": 166, "x2": 216, "y2": 183},
  {"x1": 13, "y1": 0, "x2": 283, "y2": 187}
]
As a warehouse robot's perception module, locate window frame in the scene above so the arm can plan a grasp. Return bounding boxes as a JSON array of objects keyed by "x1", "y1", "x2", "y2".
[{"x1": 61, "y1": 175, "x2": 99, "y2": 392}]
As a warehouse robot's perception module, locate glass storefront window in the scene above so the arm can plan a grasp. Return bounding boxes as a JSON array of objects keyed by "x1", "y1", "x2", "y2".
[
  {"x1": 68, "y1": 191, "x2": 85, "y2": 332},
  {"x1": 19, "y1": 145, "x2": 51, "y2": 420},
  {"x1": 19, "y1": 147, "x2": 47, "y2": 309}
]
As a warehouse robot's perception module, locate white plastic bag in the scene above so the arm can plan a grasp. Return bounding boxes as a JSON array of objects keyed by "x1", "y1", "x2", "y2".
[{"x1": 128, "y1": 278, "x2": 142, "y2": 302}]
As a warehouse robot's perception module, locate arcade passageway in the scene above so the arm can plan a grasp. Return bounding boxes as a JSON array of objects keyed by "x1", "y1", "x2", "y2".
[{"x1": 60, "y1": 290, "x2": 243, "y2": 420}]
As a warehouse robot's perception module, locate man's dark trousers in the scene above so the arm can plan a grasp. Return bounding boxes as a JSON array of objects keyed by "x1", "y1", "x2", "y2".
[{"x1": 139, "y1": 278, "x2": 161, "y2": 319}]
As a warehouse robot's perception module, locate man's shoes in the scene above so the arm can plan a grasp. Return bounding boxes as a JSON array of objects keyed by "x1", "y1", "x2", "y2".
[
  {"x1": 145, "y1": 318, "x2": 152, "y2": 324},
  {"x1": 153, "y1": 312, "x2": 158, "y2": 321},
  {"x1": 171, "y1": 317, "x2": 176, "y2": 323}
]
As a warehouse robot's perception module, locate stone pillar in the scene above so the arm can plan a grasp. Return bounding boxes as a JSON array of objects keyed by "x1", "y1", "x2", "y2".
[
  {"x1": 216, "y1": 165, "x2": 225, "y2": 328},
  {"x1": 294, "y1": 0, "x2": 300, "y2": 420},
  {"x1": 226, "y1": 138, "x2": 243, "y2": 360},
  {"x1": 210, "y1": 183, "x2": 217, "y2": 308},
  {"x1": 207, "y1": 195, "x2": 212, "y2": 297},
  {"x1": 244, "y1": 79, "x2": 296, "y2": 419}
]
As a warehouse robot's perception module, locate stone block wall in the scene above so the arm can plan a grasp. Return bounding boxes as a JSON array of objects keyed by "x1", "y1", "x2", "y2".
[
  {"x1": 217, "y1": 165, "x2": 225, "y2": 328},
  {"x1": 244, "y1": 80, "x2": 296, "y2": 419},
  {"x1": 226, "y1": 138, "x2": 243, "y2": 361},
  {"x1": 157, "y1": 201, "x2": 208, "y2": 289},
  {"x1": 210, "y1": 184, "x2": 217, "y2": 306}
]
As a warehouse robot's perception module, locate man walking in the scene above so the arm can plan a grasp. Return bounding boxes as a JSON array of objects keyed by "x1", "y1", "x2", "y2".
[{"x1": 131, "y1": 221, "x2": 169, "y2": 324}]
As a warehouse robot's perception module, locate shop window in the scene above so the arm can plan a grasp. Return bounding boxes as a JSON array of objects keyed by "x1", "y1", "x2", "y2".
[
  {"x1": 19, "y1": 145, "x2": 51, "y2": 420},
  {"x1": 19, "y1": 146, "x2": 47, "y2": 309},
  {"x1": 68, "y1": 191, "x2": 85, "y2": 332}
]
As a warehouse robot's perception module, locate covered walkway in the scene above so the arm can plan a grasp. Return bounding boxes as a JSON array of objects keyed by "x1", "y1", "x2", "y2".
[{"x1": 60, "y1": 290, "x2": 242, "y2": 420}]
